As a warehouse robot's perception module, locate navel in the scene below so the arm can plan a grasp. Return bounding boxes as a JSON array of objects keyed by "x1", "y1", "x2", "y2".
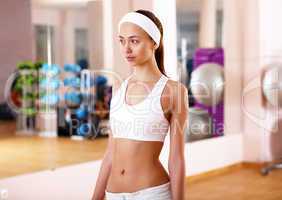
[{"x1": 120, "y1": 169, "x2": 125, "y2": 175}]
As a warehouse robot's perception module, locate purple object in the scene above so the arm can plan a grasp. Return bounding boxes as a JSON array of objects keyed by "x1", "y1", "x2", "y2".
[{"x1": 192, "y1": 48, "x2": 224, "y2": 137}]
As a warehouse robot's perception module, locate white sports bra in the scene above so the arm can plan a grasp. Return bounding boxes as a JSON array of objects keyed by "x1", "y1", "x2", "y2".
[{"x1": 109, "y1": 74, "x2": 170, "y2": 142}]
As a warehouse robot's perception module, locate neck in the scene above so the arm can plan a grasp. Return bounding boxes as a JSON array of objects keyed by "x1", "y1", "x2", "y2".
[{"x1": 131, "y1": 57, "x2": 162, "y2": 82}]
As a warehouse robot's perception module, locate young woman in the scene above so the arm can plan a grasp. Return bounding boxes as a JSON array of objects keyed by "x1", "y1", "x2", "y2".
[{"x1": 91, "y1": 10, "x2": 188, "y2": 200}]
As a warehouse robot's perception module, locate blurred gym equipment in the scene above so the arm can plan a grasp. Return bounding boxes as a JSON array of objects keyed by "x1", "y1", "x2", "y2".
[
  {"x1": 186, "y1": 107, "x2": 213, "y2": 142},
  {"x1": 261, "y1": 63, "x2": 282, "y2": 175},
  {"x1": 262, "y1": 63, "x2": 282, "y2": 107},
  {"x1": 190, "y1": 62, "x2": 224, "y2": 107}
]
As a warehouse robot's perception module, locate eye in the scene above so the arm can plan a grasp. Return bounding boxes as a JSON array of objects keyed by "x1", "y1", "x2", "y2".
[
  {"x1": 131, "y1": 39, "x2": 139, "y2": 44},
  {"x1": 119, "y1": 38, "x2": 124, "y2": 44}
]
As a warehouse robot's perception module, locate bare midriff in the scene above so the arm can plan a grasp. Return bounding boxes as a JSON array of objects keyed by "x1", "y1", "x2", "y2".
[{"x1": 106, "y1": 138, "x2": 170, "y2": 193}]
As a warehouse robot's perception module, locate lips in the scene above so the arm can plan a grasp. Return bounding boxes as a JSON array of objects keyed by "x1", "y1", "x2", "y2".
[{"x1": 126, "y1": 56, "x2": 135, "y2": 61}]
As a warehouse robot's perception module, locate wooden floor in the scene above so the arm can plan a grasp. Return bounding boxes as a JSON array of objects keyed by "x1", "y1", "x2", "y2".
[
  {"x1": 185, "y1": 164, "x2": 282, "y2": 200},
  {"x1": 1, "y1": 121, "x2": 282, "y2": 199},
  {"x1": 0, "y1": 121, "x2": 108, "y2": 178}
]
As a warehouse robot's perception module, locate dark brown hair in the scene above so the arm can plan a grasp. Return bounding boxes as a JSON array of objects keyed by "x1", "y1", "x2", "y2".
[{"x1": 135, "y1": 10, "x2": 167, "y2": 77}]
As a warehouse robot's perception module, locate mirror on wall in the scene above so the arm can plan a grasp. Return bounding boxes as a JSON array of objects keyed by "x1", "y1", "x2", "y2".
[
  {"x1": 74, "y1": 27, "x2": 89, "y2": 68},
  {"x1": 32, "y1": 4, "x2": 89, "y2": 67},
  {"x1": 176, "y1": 0, "x2": 223, "y2": 64},
  {"x1": 34, "y1": 25, "x2": 55, "y2": 63},
  {"x1": 176, "y1": 0, "x2": 224, "y2": 143}
]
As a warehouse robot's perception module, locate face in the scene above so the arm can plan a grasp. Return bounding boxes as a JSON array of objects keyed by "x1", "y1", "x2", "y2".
[{"x1": 118, "y1": 22, "x2": 157, "y2": 66}]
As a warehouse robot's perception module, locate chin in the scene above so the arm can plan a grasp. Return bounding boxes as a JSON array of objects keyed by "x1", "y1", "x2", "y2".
[{"x1": 128, "y1": 62, "x2": 138, "y2": 67}]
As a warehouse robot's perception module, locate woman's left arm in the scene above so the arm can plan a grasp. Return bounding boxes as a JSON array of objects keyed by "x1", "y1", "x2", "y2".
[{"x1": 168, "y1": 82, "x2": 189, "y2": 200}]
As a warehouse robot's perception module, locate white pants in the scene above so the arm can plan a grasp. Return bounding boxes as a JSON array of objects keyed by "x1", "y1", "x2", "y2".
[{"x1": 105, "y1": 182, "x2": 172, "y2": 200}]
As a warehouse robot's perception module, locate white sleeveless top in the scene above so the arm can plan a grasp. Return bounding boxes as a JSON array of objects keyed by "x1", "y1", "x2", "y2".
[{"x1": 109, "y1": 74, "x2": 170, "y2": 142}]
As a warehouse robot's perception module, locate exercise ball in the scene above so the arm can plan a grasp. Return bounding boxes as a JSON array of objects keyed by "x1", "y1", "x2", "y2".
[
  {"x1": 262, "y1": 63, "x2": 282, "y2": 107},
  {"x1": 64, "y1": 64, "x2": 81, "y2": 74},
  {"x1": 190, "y1": 63, "x2": 224, "y2": 106},
  {"x1": 76, "y1": 106, "x2": 89, "y2": 120},
  {"x1": 63, "y1": 76, "x2": 80, "y2": 88},
  {"x1": 78, "y1": 123, "x2": 92, "y2": 136},
  {"x1": 187, "y1": 107, "x2": 212, "y2": 142},
  {"x1": 40, "y1": 93, "x2": 59, "y2": 106},
  {"x1": 64, "y1": 89, "x2": 82, "y2": 109},
  {"x1": 41, "y1": 64, "x2": 60, "y2": 77},
  {"x1": 94, "y1": 75, "x2": 108, "y2": 86},
  {"x1": 40, "y1": 78, "x2": 60, "y2": 90}
]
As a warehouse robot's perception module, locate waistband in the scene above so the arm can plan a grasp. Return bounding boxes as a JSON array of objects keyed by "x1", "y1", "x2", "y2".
[{"x1": 105, "y1": 181, "x2": 170, "y2": 196}]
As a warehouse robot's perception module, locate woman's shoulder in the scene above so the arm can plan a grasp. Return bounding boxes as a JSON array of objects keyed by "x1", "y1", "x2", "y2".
[
  {"x1": 165, "y1": 79, "x2": 188, "y2": 106},
  {"x1": 165, "y1": 78, "x2": 188, "y2": 93}
]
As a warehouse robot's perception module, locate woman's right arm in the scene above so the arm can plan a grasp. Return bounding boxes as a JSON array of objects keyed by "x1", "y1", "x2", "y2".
[{"x1": 91, "y1": 133, "x2": 114, "y2": 200}]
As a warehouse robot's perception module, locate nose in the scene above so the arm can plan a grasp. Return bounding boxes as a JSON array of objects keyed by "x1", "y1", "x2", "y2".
[{"x1": 124, "y1": 41, "x2": 132, "y2": 54}]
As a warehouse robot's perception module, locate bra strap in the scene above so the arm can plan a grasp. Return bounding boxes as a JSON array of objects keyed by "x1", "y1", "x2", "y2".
[{"x1": 153, "y1": 75, "x2": 169, "y2": 97}]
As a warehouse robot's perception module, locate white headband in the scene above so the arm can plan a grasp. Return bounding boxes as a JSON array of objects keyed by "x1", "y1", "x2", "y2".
[{"x1": 118, "y1": 12, "x2": 161, "y2": 47}]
